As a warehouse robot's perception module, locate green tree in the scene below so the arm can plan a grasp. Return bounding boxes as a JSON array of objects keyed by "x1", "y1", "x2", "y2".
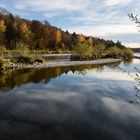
[
  {"x1": 107, "y1": 46, "x2": 122, "y2": 58},
  {"x1": 93, "y1": 43, "x2": 106, "y2": 58},
  {"x1": 123, "y1": 48, "x2": 133, "y2": 59},
  {"x1": 73, "y1": 42, "x2": 94, "y2": 60}
]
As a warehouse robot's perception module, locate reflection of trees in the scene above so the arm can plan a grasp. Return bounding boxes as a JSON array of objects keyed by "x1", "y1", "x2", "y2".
[
  {"x1": 105, "y1": 63, "x2": 121, "y2": 69},
  {"x1": 123, "y1": 59, "x2": 133, "y2": 66},
  {"x1": 0, "y1": 62, "x2": 121, "y2": 90}
]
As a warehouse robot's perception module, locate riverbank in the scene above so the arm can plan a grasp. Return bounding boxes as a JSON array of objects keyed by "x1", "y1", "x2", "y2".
[
  {"x1": 133, "y1": 56, "x2": 140, "y2": 59},
  {"x1": 24, "y1": 58, "x2": 122, "y2": 68}
]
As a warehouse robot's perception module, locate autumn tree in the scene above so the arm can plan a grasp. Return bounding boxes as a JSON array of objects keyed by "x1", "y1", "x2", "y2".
[
  {"x1": 19, "y1": 22, "x2": 30, "y2": 43},
  {"x1": 0, "y1": 19, "x2": 6, "y2": 45},
  {"x1": 56, "y1": 30, "x2": 61, "y2": 43},
  {"x1": 0, "y1": 20, "x2": 6, "y2": 33},
  {"x1": 77, "y1": 34, "x2": 85, "y2": 43},
  {"x1": 44, "y1": 24, "x2": 57, "y2": 49}
]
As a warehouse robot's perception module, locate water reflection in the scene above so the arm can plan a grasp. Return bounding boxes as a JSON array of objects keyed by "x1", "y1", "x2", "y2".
[
  {"x1": 0, "y1": 59, "x2": 140, "y2": 140},
  {"x1": 123, "y1": 59, "x2": 133, "y2": 65},
  {"x1": 0, "y1": 62, "x2": 121, "y2": 90}
]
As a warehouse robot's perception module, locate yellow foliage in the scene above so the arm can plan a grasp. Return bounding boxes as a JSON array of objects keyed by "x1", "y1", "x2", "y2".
[
  {"x1": 19, "y1": 22, "x2": 30, "y2": 42},
  {"x1": 77, "y1": 34, "x2": 85, "y2": 43},
  {"x1": 20, "y1": 22, "x2": 29, "y2": 33},
  {"x1": 56, "y1": 30, "x2": 61, "y2": 44},
  {"x1": 0, "y1": 20, "x2": 6, "y2": 33}
]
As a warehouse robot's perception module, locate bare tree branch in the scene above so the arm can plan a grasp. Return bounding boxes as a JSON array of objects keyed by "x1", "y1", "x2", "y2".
[{"x1": 128, "y1": 13, "x2": 140, "y2": 31}]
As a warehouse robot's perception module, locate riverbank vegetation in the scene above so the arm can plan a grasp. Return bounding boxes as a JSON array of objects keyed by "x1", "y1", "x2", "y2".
[{"x1": 72, "y1": 42, "x2": 133, "y2": 61}]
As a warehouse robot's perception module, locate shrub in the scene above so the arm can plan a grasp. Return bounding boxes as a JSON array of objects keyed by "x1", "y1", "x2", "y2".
[
  {"x1": 123, "y1": 48, "x2": 133, "y2": 59},
  {"x1": 107, "y1": 46, "x2": 122, "y2": 58},
  {"x1": 72, "y1": 43, "x2": 94, "y2": 60}
]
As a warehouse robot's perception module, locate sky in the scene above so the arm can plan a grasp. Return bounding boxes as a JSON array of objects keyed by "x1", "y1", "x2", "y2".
[{"x1": 0, "y1": 0, "x2": 140, "y2": 48}]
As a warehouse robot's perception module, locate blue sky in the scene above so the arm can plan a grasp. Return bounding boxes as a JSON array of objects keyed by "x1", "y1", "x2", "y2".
[{"x1": 0, "y1": 0, "x2": 140, "y2": 48}]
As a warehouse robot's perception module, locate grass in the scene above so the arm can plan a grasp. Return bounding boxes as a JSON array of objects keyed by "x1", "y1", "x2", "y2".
[{"x1": 0, "y1": 49, "x2": 72, "y2": 57}]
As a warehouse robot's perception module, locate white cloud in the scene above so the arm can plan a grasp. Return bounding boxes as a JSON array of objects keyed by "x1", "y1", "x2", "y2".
[
  {"x1": 105, "y1": 0, "x2": 133, "y2": 6},
  {"x1": 66, "y1": 24, "x2": 138, "y2": 36},
  {"x1": 14, "y1": 0, "x2": 90, "y2": 12},
  {"x1": 14, "y1": 0, "x2": 92, "y2": 18},
  {"x1": 124, "y1": 43, "x2": 140, "y2": 48},
  {"x1": 102, "y1": 97, "x2": 140, "y2": 119},
  {"x1": 65, "y1": 24, "x2": 140, "y2": 48},
  {"x1": 85, "y1": 70, "x2": 135, "y2": 81}
]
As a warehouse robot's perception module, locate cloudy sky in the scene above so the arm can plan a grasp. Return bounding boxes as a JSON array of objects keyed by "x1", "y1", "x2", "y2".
[{"x1": 0, "y1": 0, "x2": 140, "y2": 48}]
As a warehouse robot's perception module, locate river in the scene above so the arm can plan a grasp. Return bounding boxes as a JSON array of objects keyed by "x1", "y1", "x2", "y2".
[{"x1": 0, "y1": 58, "x2": 140, "y2": 140}]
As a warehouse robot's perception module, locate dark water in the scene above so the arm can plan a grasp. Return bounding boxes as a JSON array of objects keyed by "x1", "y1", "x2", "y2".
[{"x1": 0, "y1": 59, "x2": 140, "y2": 140}]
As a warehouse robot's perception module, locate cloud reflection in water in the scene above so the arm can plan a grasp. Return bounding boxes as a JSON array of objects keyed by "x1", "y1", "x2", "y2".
[{"x1": 0, "y1": 60, "x2": 140, "y2": 140}]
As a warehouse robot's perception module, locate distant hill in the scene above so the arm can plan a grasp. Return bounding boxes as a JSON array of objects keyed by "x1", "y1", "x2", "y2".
[{"x1": 131, "y1": 48, "x2": 140, "y2": 52}]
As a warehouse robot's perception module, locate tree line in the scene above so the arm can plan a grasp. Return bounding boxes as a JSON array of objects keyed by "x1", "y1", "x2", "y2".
[{"x1": 0, "y1": 7, "x2": 126, "y2": 52}]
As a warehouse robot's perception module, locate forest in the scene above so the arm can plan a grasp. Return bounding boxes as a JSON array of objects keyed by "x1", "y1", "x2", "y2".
[{"x1": 0, "y1": 7, "x2": 129, "y2": 51}]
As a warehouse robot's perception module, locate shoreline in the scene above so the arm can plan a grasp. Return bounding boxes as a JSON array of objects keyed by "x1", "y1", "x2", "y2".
[{"x1": 24, "y1": 58, "x2": 122, "y2": 68}]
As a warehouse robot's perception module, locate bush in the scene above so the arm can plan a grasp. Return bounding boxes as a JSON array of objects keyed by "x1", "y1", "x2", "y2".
[
  {"x1": 93, "y1": 43, "x2": 106, "y2": 58},
  {"x1": 107, "y1": 46, "x2": 122, "y2": 58},
  {"x1": 123, "y1": 48, "x2": 133, "y2": 59},
  {"x1": 72, "y1": 43, "x2": 94, "y2": 60}
]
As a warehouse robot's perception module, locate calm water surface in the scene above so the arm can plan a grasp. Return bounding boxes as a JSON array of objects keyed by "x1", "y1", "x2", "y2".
[
  {"x1": 0, "y1": 59, "x2": 140, "y2": 140},
  {"x1": 134, "y1": 53, "x2": 140, "y2": 57}
]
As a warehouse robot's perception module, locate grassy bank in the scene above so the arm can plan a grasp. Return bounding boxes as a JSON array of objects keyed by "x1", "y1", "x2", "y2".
[{"x1": 0, "y1": 49, "x2": 71, "y2": 57}]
